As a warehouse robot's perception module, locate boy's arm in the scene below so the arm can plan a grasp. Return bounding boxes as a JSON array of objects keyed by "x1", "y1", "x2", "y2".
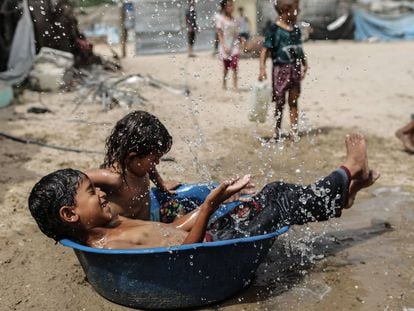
[
  {"x1": 181, "y1": 206, "x2": 212, "y2": 244},
  {"x1": 181, "y1": 182, "x2": 230, "y2": 244},
  {"x1": 181, "y1": 175, "x2": 251, "y2": 244},
  {"x1": 258, "y1": 47, "x2": 268, "y2": 81}
]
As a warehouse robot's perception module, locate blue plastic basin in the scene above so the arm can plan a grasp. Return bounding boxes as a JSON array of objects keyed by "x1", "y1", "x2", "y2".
[{"x1": 60, "y1": 184, "x2": 290, "y2": 309}]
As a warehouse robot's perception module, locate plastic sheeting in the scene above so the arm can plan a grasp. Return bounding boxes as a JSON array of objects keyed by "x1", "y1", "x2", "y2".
[
  {"x1": 354, "y1": 9, "x2": 414, "y2": 41},
  {"x1": 309, "y1": 13, "x2": 355, "y2": 40},
  {"x1": 0, "y1": 0, "x2": 35, "y2": 85}
]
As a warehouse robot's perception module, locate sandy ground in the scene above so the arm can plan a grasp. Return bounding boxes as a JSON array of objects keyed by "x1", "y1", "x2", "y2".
[{"x1": 1, "y1": 40, "x2": 414, "y2": 310}]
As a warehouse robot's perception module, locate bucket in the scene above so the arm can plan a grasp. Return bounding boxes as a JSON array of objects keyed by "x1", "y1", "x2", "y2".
[
  {"x1": 0, "y1": 84, "x2": 13, "y2": 108},
  {"x1": 248, "y1": 81, "x2": 271, "y2": 123}
]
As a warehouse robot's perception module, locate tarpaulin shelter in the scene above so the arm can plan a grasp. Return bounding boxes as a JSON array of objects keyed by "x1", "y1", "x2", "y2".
[
  {"x1": 257, "y1": 0, "x2": 354, "y2": 40},
  {"x1": 0, "y1": 0, "x2": 106, "y2": 85},
  {"x1": 0, "y1": 0, "x2": 35, "y2": 85},
  {"x1": 354, "y1": 9, "x2": 414, "y2": 40}
]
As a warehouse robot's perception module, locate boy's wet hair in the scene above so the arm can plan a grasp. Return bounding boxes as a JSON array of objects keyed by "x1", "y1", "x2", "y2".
[
  {"x1": 274, "y1": 0, "x2": 298, "y2": 14},
  {"x1": 28, "y1": 169, "x2": 84, "y2": 242},
  {"x1": 103, "y1": 110, "x2": 172, "y2": 175}
]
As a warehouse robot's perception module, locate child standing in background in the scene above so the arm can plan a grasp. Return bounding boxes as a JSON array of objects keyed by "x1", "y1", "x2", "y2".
[
  {"x1": 237, "y1": 6, "x2": 250, "y2": 52},
  {"x1": 216, "y1": 0, "x2": 240, "y2": 90},
  {"x1": 185, "y1": 0, "x2": 198, "y2": 57},
  {"x1": 258, "y1": 0, "x2": 308, "y2": 141}
]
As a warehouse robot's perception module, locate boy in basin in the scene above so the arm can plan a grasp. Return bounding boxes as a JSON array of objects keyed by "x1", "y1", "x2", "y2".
[{"x1": 29, "y1": 134, "x2": 379, "y2": 249}]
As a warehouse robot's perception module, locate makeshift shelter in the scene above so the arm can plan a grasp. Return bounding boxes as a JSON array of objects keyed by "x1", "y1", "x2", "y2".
[
  {"x1": 257, "y1": 0, "x2": 354, "y2": 40},
  {"x1": 0, "y1": 0, "x2": 23, "y2": 72},
  {"x1": 0, "y1": 0, "x2": 35, "y2": 85},
  {"x1": 0, "y1": 0, "x2": 111, "y2": 86},
  {"x1": 132, "y1": 0, "x2": 219, "y2": 55},
  {"x1": 354, "y1": 9, "x2": 414, "y2": 41}
]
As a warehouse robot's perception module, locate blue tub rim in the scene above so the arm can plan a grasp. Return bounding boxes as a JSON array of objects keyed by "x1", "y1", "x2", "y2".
[{"x1": 60, "y1": 225, "x2": 289, "y2": 254}]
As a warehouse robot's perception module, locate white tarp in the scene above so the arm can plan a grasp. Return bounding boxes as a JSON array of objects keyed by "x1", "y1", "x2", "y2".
[{"x1": 0, "y1": 0, "x2": 36, "y2": 85}]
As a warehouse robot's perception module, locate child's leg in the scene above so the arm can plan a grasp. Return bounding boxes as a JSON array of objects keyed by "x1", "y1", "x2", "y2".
[
  {"x1": 273, "y1": 94, "x2": 285, "y2": 138},
  {"x1": 287, "y1": 86, "x2": 300, "y2": 139},
  {"x1": 223, "y1": 66, "x2": 229, "y2": 90},
  {"x1": 207, "y1": 170, "x2": 348, "y2": 241},
  {"x1": 255, "y1": 169, "x2": 349, "y2": 227},
  {"x1": 230, "y1": 55, "x2": 239, "y2": 90},
  {"x1": 272, "y1": 64, "x2": 290, "y2": 139},
  {"x1": 232, "y1": 69, "x2": 238, "y2": 90},
  {"x1": 395, "y1": 120, "x2": 414, "y2": 153},
  {"x1": 207, "y1": 133, "x2": 379, "y2": 241}
]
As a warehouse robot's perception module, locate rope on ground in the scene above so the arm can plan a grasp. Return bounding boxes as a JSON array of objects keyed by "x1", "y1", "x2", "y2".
[
  {"x1": 0, "y1": 131, "x2": 104, "y2": 154},
  {"x1": 0, "y1": 131, "x2": 176, "y2": 161}
]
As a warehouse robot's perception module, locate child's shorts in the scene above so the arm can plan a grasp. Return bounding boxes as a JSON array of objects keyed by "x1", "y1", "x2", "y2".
[
  {"x1": 223, "y1": 54, "x2": 239, "y2": 70},
  {"x1": 272, "y1": 63, "x2": 301, "y2": 98},
  {"x1": 159, "y1": 198, "x2": 199, "y2": 223}
]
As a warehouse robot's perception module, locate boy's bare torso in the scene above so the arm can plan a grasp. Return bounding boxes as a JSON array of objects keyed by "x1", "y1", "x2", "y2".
[{"x1": 88, "y1": 216, "x2": 188, "y2": 249}]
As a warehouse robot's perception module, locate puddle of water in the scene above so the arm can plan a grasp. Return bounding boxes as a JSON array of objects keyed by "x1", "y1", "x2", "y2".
[{"x1": 229, "y1": 188, "x2": 414, "y2": 308}]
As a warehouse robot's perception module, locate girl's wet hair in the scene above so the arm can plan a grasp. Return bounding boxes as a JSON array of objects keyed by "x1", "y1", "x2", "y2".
[
  {"x1": 103, "y1": 110, "x2": 172, "y2": 175},
  {"x1": 28, "y1": 168, "x2": 84, "y2": 242}
]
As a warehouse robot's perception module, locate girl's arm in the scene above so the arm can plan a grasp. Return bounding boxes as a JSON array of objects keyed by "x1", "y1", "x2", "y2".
[
  {"x1": 217, "y1": 27, "x2": 228, "y2": 54},
  {"x1": 149, "y1": 167, "x2": 164, "y2": 189},
  {"x1": 85, "y1": 169, "x2": 121, "y2": 190},
  {"x1": 149, "y1": 168, "x2": 180, "y2": 193},
  {"x1": 301, "y1": 56, "x2": 308, "y2": 80},
  {"x1": 258, "y1": 47, "x2": 269, "y2": 81}
]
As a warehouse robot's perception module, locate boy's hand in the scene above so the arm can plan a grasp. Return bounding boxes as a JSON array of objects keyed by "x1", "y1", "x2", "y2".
[
  {"x1": 258, "y1": 68, "x2": 267, "y2": 81},
  {"x1": 224, "y1": 180, "x2": 256, "y2": 203},
  {"x1": 204, "y1": 175, "x2": 251, "y2": 212}
]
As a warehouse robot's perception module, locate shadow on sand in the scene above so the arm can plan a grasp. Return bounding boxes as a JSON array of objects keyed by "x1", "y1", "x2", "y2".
[{"x1": 215, "y1": 221, "x2": 392, "y2": 308}]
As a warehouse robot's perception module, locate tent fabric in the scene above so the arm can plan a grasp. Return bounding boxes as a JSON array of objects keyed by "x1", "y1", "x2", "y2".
[
  {"x1": 0, "y1": 0, "x2": 35, "y2": 85},
  {"x1": 309, "y1": 13, "x2": 355, "y2": 40},
  {"x1": 354, "y1": 9, "x2": 414, "y2": 41}
]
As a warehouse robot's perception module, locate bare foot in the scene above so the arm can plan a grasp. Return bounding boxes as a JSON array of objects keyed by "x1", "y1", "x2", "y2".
[
  {"x1": 395, "y1": 130, "x2": 414, "y2": 153},
  {"x1": 289, "y1": 130, "x2": 299, "y2": 143},
  {"x1": 346, "y1": 170, "x2": 380, "y2": 208},
  {"x1": 342, "y1": 133, "x2": 369, "y2": 180}
]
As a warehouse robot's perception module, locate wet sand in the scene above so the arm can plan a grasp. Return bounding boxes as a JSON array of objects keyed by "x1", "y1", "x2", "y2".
[{"x1": 0, "y1": 41, "x2": 413, "y2": 310}]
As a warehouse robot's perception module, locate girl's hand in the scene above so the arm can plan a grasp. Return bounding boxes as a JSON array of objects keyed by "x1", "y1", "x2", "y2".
[
  {"x1": 223, "y1": 45, "x2": 231, "y2": 56},
  {"x1": 160, "y1": 180, "x2": 181, "y2": 194},
  {"x1": 258, "y1": 67, "x2": 267, "y2": 81},
  {"x1": 301, "y1": 63, "x2": 308, "y2": 80}
]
